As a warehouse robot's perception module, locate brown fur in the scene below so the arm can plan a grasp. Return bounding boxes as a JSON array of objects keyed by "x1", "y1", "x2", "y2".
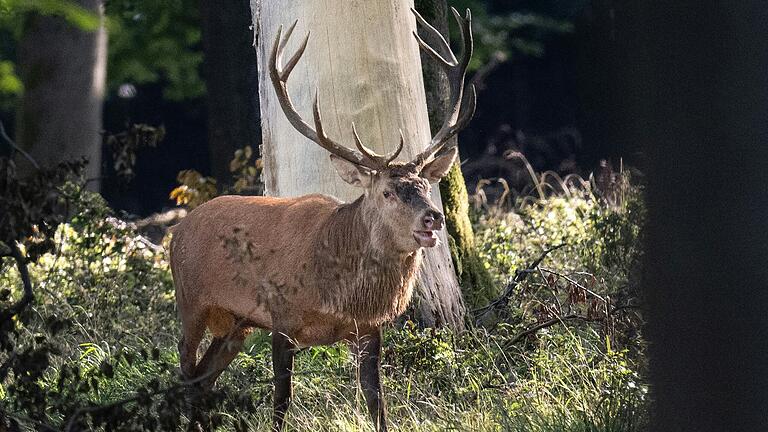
[
  {"x1": 170, "y1": 190, "x2": 423, "y2": 348},
  {"x1": 170, "y1": 156, "x2": 455, "y2": 432}
]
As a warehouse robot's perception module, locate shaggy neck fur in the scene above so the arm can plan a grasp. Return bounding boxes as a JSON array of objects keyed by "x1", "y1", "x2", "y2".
[{"x1": 311, "y1": 196, "x2": 421, "y2": 324}]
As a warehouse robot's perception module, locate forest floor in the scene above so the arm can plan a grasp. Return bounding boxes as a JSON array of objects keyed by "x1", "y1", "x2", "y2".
[{"x1": 1, "y1": 165, "x2": 647, "y2": 431}]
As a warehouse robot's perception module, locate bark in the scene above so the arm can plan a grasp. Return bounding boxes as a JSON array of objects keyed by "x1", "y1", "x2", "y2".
[
  {"x1": 415, "y1": 0, "x2": 495, "y2": 308},
  {"x1": 630, "y1": 1, "x2": 768, "y2": 430},
  {"x1": 251, "y1": 0, "x2": 465, "y2": 329},
  {"x1": 16, "y1": 0, "x2": 106, "y2": 189},
  {"x1": 200, "y1": 0, "x2": 261, "y2": 184}
]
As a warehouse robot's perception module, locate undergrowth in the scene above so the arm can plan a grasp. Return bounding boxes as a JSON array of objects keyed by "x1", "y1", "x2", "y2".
[{"x1": 0, "y1": 163, "x2": 647, "y2": 431}]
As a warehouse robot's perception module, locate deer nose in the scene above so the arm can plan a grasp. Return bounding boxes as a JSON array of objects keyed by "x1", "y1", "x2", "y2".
[{"x1": 423, "y1": 210, "x2": 444, "y2": 230}]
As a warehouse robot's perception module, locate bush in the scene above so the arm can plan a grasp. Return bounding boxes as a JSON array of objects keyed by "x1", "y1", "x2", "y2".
[{"x1": 0, "y1": 167, "x2": 647, "y2": 430}]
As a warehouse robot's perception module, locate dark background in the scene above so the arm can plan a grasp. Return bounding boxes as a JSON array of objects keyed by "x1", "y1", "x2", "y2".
[{"x1": 0, "y1": 0, "x2": 640, "y2": 216}]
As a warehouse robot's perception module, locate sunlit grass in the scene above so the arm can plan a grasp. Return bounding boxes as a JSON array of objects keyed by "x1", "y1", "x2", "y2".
[{"x1": 1, "y1": 174, "x2": 646, "y2": 430}]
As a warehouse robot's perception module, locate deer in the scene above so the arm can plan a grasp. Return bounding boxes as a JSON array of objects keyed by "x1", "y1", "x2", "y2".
[{"x1": 169, "y1": 7, "x2": 474, "y2": 432}]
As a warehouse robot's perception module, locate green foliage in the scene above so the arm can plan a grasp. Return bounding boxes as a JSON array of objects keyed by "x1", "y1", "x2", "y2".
[
  {"x1": 0, "y1": 0, "x2": 102, "y2": 111},
  {"x1": 0, "y1": 0, "x2": 204, "y2": 106},
  {"x1": 0, "y1": 60, "x2": 21, "y2": 110},
  {"x1": 0, "y1": 0, "x2": 101, "y2": 32},
  {"x1": 448, "y1": 0, "x2": 574, "y2": 69},
  {"x1": 1, "y1": 154, "x2": 647, "y2": 430},
  {"x1": 105, "y1": 0, "x2": 204, "y2": 100},
  {"x1": 475, "y1": 170, "x2": 644, "y2": 290}
]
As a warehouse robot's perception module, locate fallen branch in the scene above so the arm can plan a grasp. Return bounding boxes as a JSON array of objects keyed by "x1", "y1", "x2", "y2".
[
  {"x1": 503, "y1": 301, "x2": 642, "y2": 349},
  {"x1": 504, "y1": 314, "x2": 601, "y2": 348},
  {"x1": 473, "y1": 243, "x2": 566, "y2": 324}
]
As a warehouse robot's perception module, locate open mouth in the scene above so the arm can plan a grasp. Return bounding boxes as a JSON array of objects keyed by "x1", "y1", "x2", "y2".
[{"x1": 413, "y1": 230, "x2": 438, "y2": 248}]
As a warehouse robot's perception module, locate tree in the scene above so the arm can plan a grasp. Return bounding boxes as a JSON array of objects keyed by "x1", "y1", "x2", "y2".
[
  {"x1": 200, "y1": 0, "x2": 260, "y2": 183},
  {"x1": 251, "y1": 0, "x2": 465, "y2": 329},
  {"x1": 415, "y1": 0, "x2": 494, "y2": 307},
  {"x1": 631, "y1": 1, "x2": 768, "y2": 430},
  {"x1": 16, "y1": 0, "x2": 106, "y2": 187}
]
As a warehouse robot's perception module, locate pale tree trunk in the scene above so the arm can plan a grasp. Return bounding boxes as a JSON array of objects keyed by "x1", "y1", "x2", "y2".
[
  {"x1": 415, "y1": 0, "x2": 494, "y2": 308},
  {"x1": 251, "y1": 0, "x2": 465, "y2": 329},
  {"x1": 200, "y1": 0, "x2": 261, "y2": 184},
  {"x1": 16, "y1": 0, "x2": 107, "y2": 189}
]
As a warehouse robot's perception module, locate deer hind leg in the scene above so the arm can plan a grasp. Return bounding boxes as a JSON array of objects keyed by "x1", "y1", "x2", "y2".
[
  {"x1": 186, "y1": 314, "x2": 249, "y2": 431},
  {"x1": 194, "y1": 308, "x2": 250, "y2": 390},
  {"x1": 353, "y1": 326, "x2": 388, "y2": 432},
  {"x1": 272, "y1": 331, "x2": 297, "y2": 432},
  {"x1": 178, "y1": 309, "x2": 206, "y2": 380}
]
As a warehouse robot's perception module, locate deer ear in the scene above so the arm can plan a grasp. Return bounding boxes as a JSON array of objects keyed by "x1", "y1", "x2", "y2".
[
  {"x1": 420, "y1": 147, "x2": 457, "y2": 183},
  {"x1": 330, "y1": 155, "x2": 373, "y2": 188}
]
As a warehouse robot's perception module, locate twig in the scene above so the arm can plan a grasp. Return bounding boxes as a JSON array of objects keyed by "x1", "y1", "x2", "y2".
[
  {"x1": 62, "y1": 366, "x2": 234, "y2": 432},
  {"x1": 64, "y1": 322, "x2": 275, "y2": 431},
  {"x1": 472, "y1": 243, "x2": 567, "y2": 323},
  {"x1": 0, "y1": 406, "x2": 61, "y2": 431},
  {"x1": 3, "y1": 242, "x2": 34, "y2": 319},
  {"x1": 539, "y1": 267, "x2": 606, "y2": 303},
  {"x1": 503, "y1": 301, "x2": 641, "y2": 349},
  {"x1": 504, "y1": 314, "x2": 602, "y2": 348},
  {"x1": 0, "y1": 120, "x2": 40, "y2": 170}
]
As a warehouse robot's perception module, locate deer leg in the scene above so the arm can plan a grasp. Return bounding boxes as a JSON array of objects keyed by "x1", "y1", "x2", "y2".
[
  {"x1": 354, "y1": 326, "x2": 387, "y2": 432},
  {"x1": 185, "y1": 332, "x2": 245, "y2": 431},
  {"x1": 272, "y1": 331, "x2": 297, "y2": 432},
  {"x1": 178, "y1": 309, "x2": 206, "y2": 380},
  {"x1": 194, "y1": 334, "x2": 246, "y2": 390}
]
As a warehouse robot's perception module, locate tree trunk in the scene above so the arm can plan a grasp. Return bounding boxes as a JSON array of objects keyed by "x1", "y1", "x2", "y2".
[
  {"x1": 16, "y1": 0, "x2": 106, "y2": 189},
  {"x1": 630, "y1": 1, "x2": 768, "y2": 430},
  {"x1": 251, "y1": 0, "x2": 465, "y2": 329},
  {"x1": 415, "y1": 0, "x2": 494, "y2": 308},
  {"x1": 200, "y1": 0, "x2": 261, "y2": 184}
]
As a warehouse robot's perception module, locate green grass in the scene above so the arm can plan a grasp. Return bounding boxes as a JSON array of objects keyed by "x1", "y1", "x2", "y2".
[{"x1": 0, "y1": 172, "x2": 647, "y2": 431}]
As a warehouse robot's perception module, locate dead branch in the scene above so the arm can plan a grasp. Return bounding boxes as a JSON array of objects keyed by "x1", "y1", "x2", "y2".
[
  {"x1": 472, "y1": 243, "x2": 566, "y2": 324},
  {"x1": 503, "y1": 314, "x2": 602, "y2": 348},
  {"x1": 503, "y1": 301, "x2": 641, "y2": 349},
  {"x1": 0, "y1": 121, "x2": 40, "y2": 170}
]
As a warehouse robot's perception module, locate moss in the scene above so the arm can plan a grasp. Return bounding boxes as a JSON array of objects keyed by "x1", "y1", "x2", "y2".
[
  {"x1": 440, "y1": 163, "x2": 495, "y2": 308},
  {"x1": 416, "y1": 0, "x2": 495, "y2": 309}
]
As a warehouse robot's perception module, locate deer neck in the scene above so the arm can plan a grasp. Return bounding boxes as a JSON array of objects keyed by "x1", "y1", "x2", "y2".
[{"x1": 312, "y1": 196, "x2": 421, "y2": 323}]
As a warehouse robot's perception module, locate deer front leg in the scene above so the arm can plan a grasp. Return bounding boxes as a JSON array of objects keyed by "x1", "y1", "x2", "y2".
[
  {"x1": 355, "y1": 326, "x2": 387, "y2": 432},
  {"x1": 272, "y1": 331, "x2": 297, "y2": 432}
]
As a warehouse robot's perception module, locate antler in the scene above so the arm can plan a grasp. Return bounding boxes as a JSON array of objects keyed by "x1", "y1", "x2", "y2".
[
  {"x1": 269, "y1": 21, "x2": 403, "y2": 170},
  {"x1": 410, "y1": 7, "x2": 477, "y2": 167}
]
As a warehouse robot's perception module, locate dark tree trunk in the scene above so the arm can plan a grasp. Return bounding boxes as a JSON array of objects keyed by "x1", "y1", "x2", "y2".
[
  {"x1": 631, "y1": 1, "x2": 768, "y2": 430},
  {"x1": 200, "y1": 0, "x2": 261, "y2": 184},
  {"x1": 16, "y1": 0, "x2": 106, "y2": 188},
  {"x1": 415, "y1": 0, "x2": 494, "y2": 308}
]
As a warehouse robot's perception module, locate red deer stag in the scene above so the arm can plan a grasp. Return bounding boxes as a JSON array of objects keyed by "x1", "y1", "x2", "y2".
[{"x1": 170, "y1": 8, "x2": 474, "y2": 432}]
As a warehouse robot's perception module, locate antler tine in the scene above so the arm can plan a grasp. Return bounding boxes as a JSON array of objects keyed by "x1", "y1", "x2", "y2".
[
  {"x1": 411, "y1": 8, "x2": 457, "y2": 66},
  {"x1": 410, "y1": 7, "x2": 476, "y2": 167},
  {"x1": 350, "y1": 123, "x2": 404, "y2": 169},
  {"x1": 415, "y1": 84, "x2": 476, "y2": 164},
  {"x1": 269, "y1": 22, "x2": 377, "y2": 168},
  {"x1": 282, "y1": 32, "x2": 309, "y2": 80},
  {"x1": 389, "y1": 130, "x2": 405, "y2": 164},
  {"x1": 312, "y1": 92, "x2": 367, "y2": 166}
]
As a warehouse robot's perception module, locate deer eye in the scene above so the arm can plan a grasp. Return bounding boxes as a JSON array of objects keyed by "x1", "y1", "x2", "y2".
[{"x1": 383, "y1": 191, "x2": 393, "y2": 199}]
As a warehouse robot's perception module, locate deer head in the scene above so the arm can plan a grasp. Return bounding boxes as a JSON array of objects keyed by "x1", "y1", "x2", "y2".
[{"x1": 269, "y1": 8, "x2": 475, "y2": 253}]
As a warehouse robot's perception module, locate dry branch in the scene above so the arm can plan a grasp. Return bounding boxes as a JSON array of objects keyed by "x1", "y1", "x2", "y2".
[{"x1": 472, "y1": 243, "x2": 566, "y2": 324}]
